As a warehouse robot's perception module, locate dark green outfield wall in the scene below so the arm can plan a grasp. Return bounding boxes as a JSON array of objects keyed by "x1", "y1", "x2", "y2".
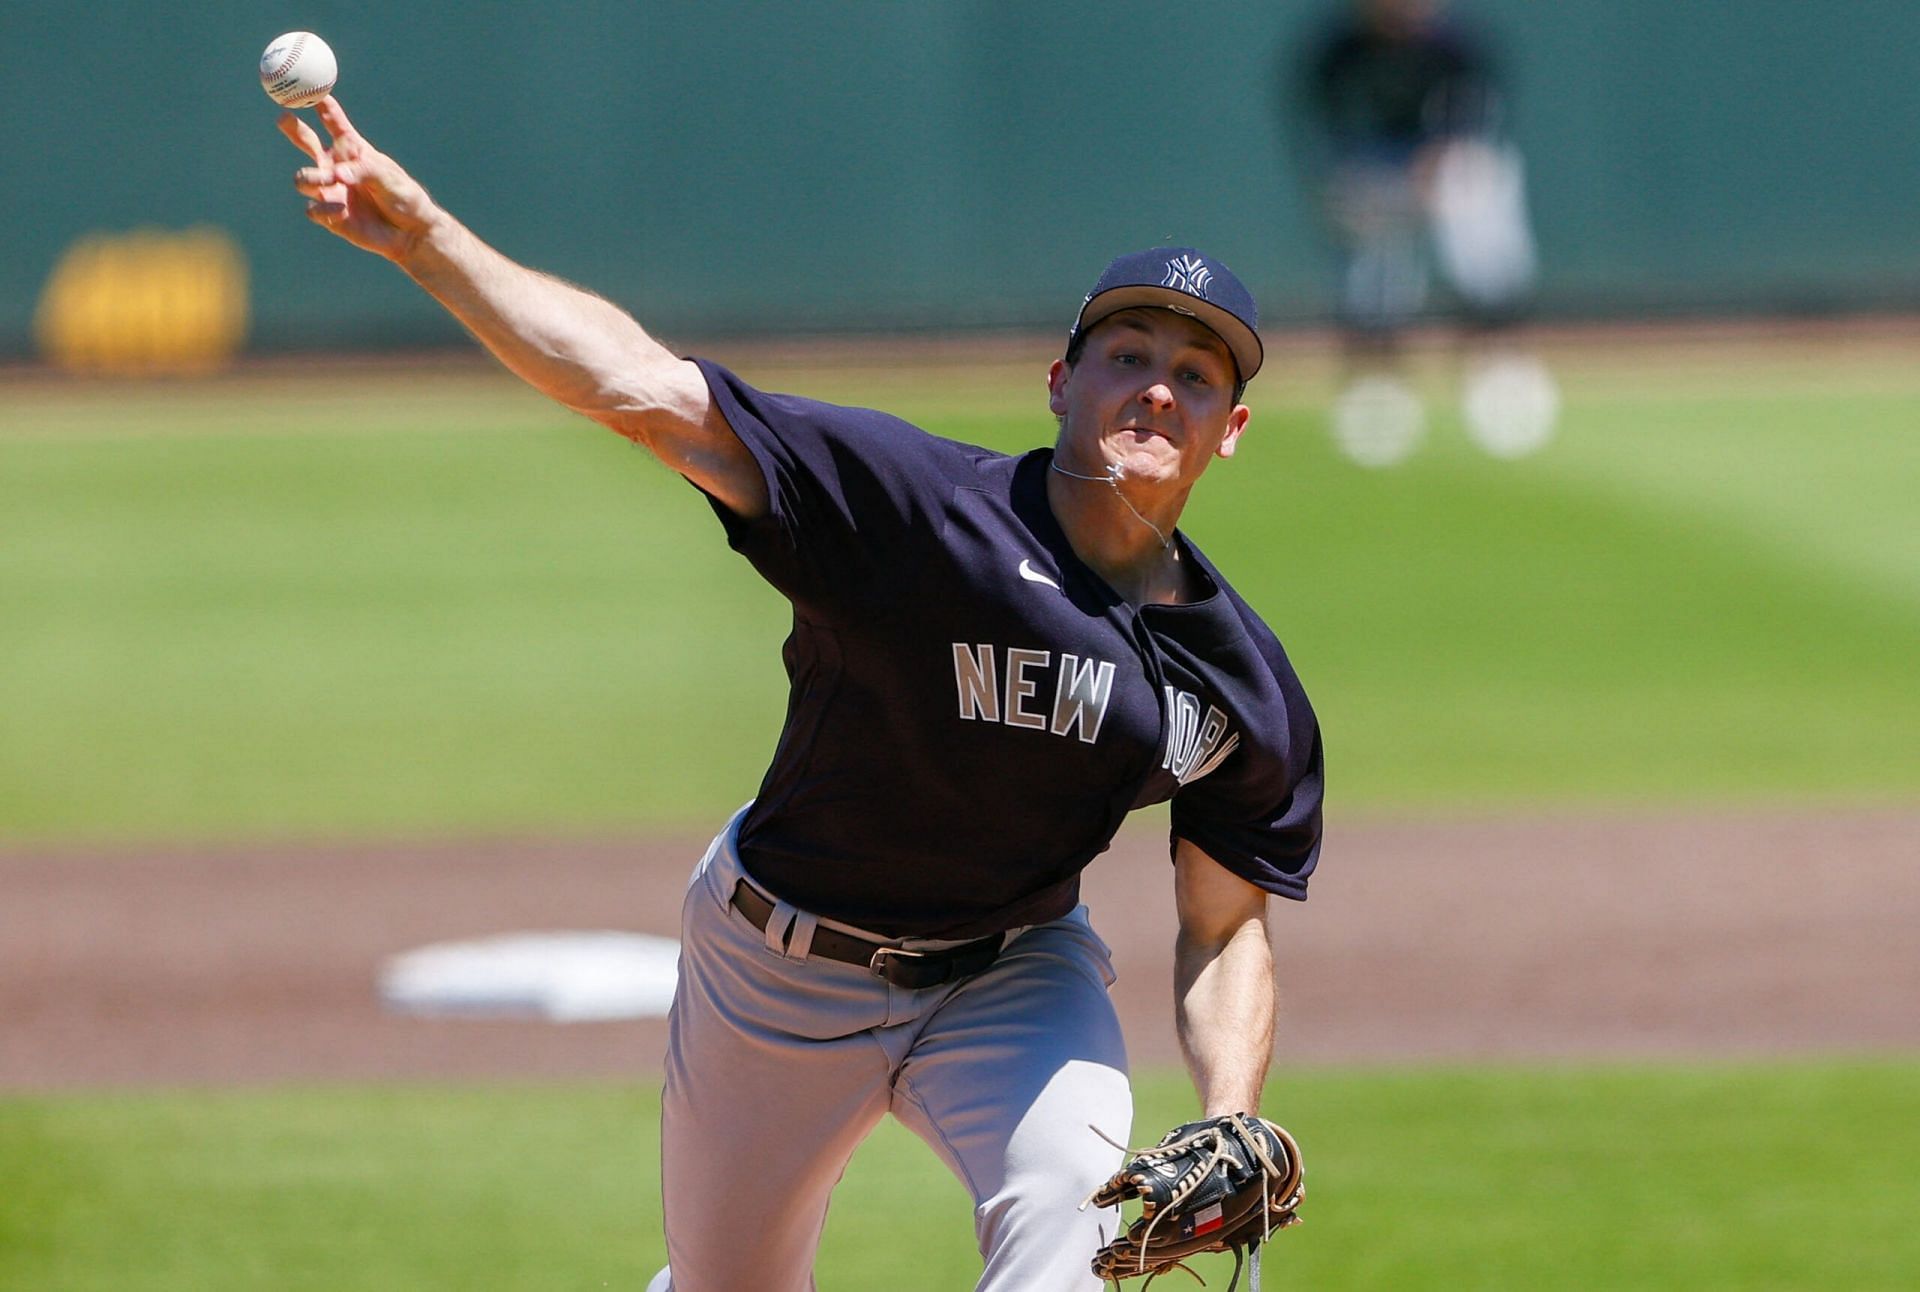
[{"x1": 3, "y1": 1, "x2": 1917, "y2": 353}]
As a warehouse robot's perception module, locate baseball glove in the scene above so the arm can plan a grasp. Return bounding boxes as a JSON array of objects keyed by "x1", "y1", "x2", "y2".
[{"x1": 1084, "y1": 1113, "x2": 1304, "y2": 1291}]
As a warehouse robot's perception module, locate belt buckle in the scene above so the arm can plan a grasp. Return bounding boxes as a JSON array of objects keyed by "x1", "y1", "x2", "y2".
[{"x1": 869, "y1": 945, "x2": 939, "y2": 989}]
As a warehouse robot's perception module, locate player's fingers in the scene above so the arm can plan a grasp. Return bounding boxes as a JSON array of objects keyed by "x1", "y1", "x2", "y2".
[
  {"x1": 293, "y1": 167, "x2": 336, "y2": 197},
  {"x1": 305, "y1": 199, "x2": 348, "y2": 227},
  {"x1": 315, "y1": 95, "x2": 363, "y2": 149},
  {"x1": 330, "y1": 155, "x2": 400, "y2": 200},
  {"x1": 277, "y1": 111, "x2": 327, "y2": 163}
]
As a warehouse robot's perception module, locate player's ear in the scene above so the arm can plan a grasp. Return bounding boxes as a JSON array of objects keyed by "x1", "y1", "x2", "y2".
[
  {"x1": 1215, "y1": 404, "x2": 1251, "y2": 459},
  {"x1": 1047, "y1": 358, "x2": 1071, "y2": 417}
]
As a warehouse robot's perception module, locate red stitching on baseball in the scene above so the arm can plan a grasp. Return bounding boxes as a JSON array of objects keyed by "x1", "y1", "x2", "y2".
[{"x1": 267, "y1": 35, "x2": 307, "y2": 82}]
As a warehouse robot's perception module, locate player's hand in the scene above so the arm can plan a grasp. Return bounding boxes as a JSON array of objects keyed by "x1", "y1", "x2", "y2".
[{"x1": 280, "y1": 96, "x2": 440, "y2": 264}]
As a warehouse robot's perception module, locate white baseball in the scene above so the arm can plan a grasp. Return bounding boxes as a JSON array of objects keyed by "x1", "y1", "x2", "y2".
[{"x1": 259, "y1": 32, "x2": 338, "y2": 109}]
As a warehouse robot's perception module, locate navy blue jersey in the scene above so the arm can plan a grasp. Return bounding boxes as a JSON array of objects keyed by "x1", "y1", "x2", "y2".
[{"x1": 694, "y1": 361, "x2": 1323, "y2": 939}]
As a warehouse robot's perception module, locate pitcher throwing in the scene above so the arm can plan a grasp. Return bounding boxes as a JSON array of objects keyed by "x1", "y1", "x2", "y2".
[{"x1": 278, "y1": 95, "x2": 1323, "y2": 1291}]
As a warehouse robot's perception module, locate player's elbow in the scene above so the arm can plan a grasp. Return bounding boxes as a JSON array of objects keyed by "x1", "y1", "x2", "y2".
[{"x1": 570, "y1": 356, "x2": 708, "y2": 444}]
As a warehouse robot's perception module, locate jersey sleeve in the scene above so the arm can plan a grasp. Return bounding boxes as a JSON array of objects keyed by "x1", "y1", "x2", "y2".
[
  {"x1": 1167, "y1": 620, "x2": 1325, "y2": 901},
  {"x1": 691, "y1": 359, "x2": 955, "y2": 608}
]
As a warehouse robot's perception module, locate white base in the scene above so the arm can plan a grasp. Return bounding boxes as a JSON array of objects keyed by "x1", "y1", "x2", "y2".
[{"x1": 377, "y1": 930, "x2": 681, "y2": 1022}]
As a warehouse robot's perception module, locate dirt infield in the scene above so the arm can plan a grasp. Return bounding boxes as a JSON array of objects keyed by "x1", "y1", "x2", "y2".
[{"x1": 4, "y1": 807, "x2": 1916, "y2": 1091}]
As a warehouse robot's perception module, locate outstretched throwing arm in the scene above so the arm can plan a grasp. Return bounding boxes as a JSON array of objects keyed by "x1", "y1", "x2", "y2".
[
  {"x1": 278, "y1": 97, "x2": 766, "y2": 518},
  {"x1": 1171, "y1": 839, "x2": 1275, "y2": 1116}
]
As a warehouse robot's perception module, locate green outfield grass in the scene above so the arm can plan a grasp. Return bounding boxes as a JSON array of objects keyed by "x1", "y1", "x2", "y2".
[
  {"x1": 2, "y1": 346, "x2": 1917, "y2": 842},
  {"x1": 4, "y1": 1060, "x2": 1916, "y2": 1290}
]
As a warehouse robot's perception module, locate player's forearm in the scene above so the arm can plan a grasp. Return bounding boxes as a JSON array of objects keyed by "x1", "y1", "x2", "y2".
[
  {"x1": 1173, "y1": 919, "x2": 1276, "y2": 1116},
  {"x1": 396, "y1": 214, "x2": 691, "y2": 438}
]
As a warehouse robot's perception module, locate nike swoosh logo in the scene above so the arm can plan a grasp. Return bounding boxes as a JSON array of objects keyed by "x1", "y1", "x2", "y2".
[{"x1": 1018, "y1": 559, "x2": 1061, "y2": 590}]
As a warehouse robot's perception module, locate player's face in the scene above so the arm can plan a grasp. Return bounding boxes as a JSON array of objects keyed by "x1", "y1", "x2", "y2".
[{"x1": 1048, "y1": 309, "x2": 1250, "y2": 493}]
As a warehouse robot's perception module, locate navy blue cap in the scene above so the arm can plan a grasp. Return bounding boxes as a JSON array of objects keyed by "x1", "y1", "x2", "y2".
[{"x1": 1068, "y1": 247, "x2": 1264, "y2": 386}]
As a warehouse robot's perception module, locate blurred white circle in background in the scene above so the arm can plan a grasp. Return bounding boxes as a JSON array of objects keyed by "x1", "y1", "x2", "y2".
[
  {"x1": 1462, "y1": 352, "x2": 1560, "y2": 459},
  {"x1": 1331, "y1": 373, "x2": 1428, "y2": 468}
]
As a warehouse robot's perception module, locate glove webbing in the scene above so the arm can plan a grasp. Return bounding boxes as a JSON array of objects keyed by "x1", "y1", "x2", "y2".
[
  {"x1": 1088, "y1": 1114, "x2": 1294, "y2": 1292},
  {"x1": 1101, "y1": 1236, "x2": 1259, "y2": 1292}
]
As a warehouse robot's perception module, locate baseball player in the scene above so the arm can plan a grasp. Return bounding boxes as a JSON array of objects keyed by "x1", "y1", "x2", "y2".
[
  {"x1": 1290, "y1": 0, "x2": 1558, "y2": 463},
  {"x1": 278, "y1": 96, "x2": 1323, "y2": 1291}
]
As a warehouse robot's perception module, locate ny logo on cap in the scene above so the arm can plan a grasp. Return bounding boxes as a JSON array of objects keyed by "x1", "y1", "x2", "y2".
[{"x1": 1163, "y1": 254, "x2": 1212, "y2": 300}]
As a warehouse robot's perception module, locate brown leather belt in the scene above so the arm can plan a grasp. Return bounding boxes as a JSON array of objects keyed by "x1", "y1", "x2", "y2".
[{"x1": 729, "y1": 880, "x2": 1004, "y2": 990}]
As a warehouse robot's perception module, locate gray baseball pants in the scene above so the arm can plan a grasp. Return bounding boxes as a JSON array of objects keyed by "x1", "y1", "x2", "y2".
[{"x1": 656, "y1": 808, "x2": 1133, "y2": 1291}]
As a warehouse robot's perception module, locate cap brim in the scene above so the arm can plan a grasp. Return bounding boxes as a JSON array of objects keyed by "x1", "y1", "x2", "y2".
[{"x1": 1078, "y1": 286, "x2": 1264, "y2": 385}]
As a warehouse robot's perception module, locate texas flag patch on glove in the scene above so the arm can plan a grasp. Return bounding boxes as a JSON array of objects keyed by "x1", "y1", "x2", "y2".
[{"x1": 1177, "y1": 1202, "x2": 1225, "y2": 1240}]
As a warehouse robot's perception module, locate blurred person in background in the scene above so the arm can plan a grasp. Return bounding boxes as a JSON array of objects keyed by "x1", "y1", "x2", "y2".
[{"x1": 1288, "y1": 0, "x2": 1559, "y2": 465}]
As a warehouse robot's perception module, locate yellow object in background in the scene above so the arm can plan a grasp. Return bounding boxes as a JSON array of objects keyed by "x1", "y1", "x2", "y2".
[{"x1": 34, "y1": 228, "x2": 249, "y2": 376}]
